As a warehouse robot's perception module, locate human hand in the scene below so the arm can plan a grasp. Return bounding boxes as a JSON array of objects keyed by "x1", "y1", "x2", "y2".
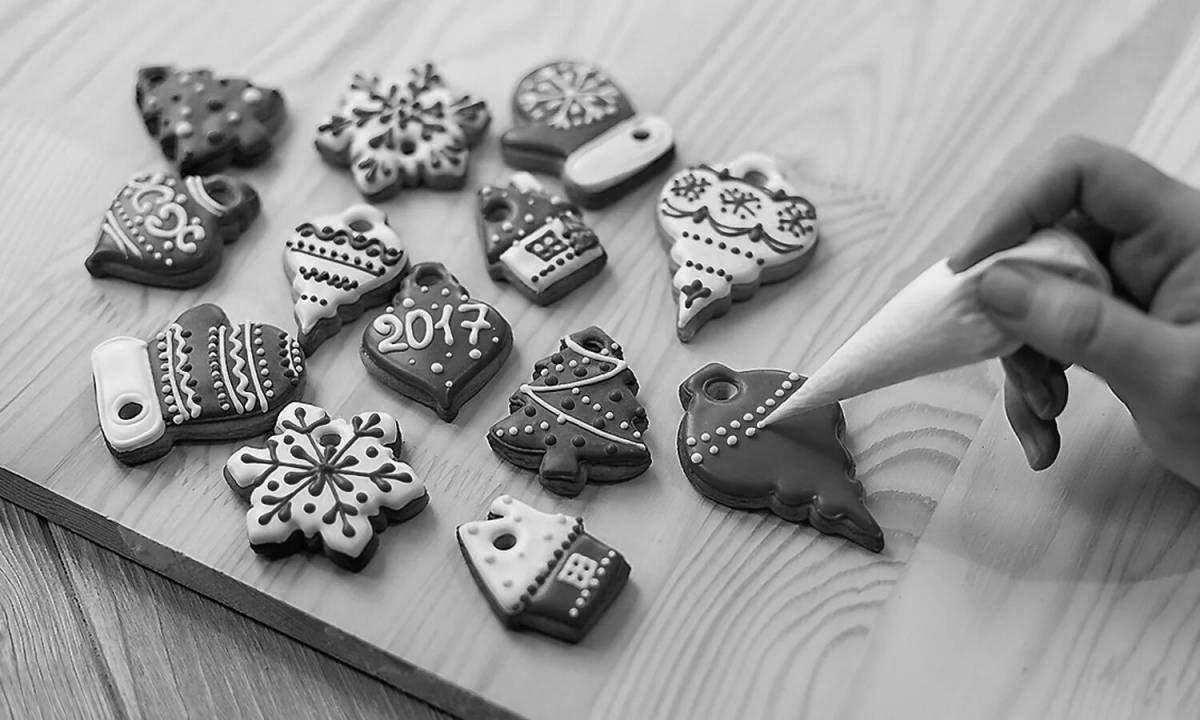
[{"x1": 949, "y1": 136, "x2": 1200, "y2": 485}]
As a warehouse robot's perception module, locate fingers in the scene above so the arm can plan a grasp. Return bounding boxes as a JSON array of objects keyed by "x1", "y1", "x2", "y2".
[
  {"x1": 1001, "y1": 347, "x2": 1068, "y2": 421},
  {"x1": 1003, "y1": 375, "x2": 1061, "y2": 470},
  {"x1": 978, "y1": 264, "x2": 1186, "y2": 400},
  {"x1": 950, "y1": 136, "x2": 1179, "y2": 271}
]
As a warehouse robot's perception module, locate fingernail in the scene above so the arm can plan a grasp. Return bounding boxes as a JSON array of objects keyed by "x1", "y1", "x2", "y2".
[
  {"x1": 978, "y1": 265, "x2": 1034, "y2": 320},
  {"x1": 1023, "y1": 386, "x2": 1055, "y2": 420},
  {"x1": 1018, "y1": 432, "x2": 1047, "y2": 470}
]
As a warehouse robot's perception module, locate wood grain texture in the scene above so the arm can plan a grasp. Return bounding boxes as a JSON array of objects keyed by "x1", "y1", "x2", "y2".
[{"x1": 1, "y1": 1, "x2": 1198, "y2": 718}]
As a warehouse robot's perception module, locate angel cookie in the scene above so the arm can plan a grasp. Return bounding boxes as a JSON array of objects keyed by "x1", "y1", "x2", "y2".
[
  {"x1": 315, "y1": 65, "x2": 491, "y2": 200},
  {"x1": 284, "y1": 204, "x2": 409, "y2": 354},
  {"x1": 457, "y1": 495, "x2": 630, "y2": 643},
  {"x1": 91, "y1": 304, "x2": 306, "y2": 465},
  {"x1": 501, "y1": 60, "x2": 674, "y2": 208},
  {"x1": 676, "y1": 363, "x2": 883, "y2": 552},
  {"x1": 476, "y1": 173, "x2": 605, "y2": 304},
  {"x1": 488, "y1": 327, "x2": 651, "y2": 497},
  {"x1": 136, "y1": 66, "x2": 286, "y2": 175},
  {"x1": 658, "y1": 152, "x2": 819, "y2": 342},
  {"x1": 86, "y1": 170, "x2": 259, "y2": 288},
  {"x1": 225, "y1": 403, "x2": 428, "y2": 571},
  {"x1": 361, "y1": 263, "x2": 513, "y2": 421}
]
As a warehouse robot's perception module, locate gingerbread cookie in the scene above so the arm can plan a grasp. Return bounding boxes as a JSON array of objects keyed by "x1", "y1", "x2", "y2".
[
  {"x1": 86, "y1": 170, "x2": 260, "y2": 288},
  {"x1": 224, "y1": 403, "x2": 427, "y2": 571},
  {"x1": 361, "y1": 263, "x2": 512, "y2": 421},
  {"x1": 284, "y1": 204, "x2": 409, "y2": 355},
  {"x1": 488, "y1": 327, "x2": 650, "y2": 497},
  {"x1": 501, "y1": 60, "x2": 674, "y2": 208},
  {"x1": 136, "y1": 66, "x2": 285, "y2": 175},
  {"x1": 476, "y1": 173, "x2": 606, "y2": 305},
  {"x1": 315, "y1": 65, "x2": 491, "y2": 200},
  {"x1": 91, "y1": 304, "x2": 306, "y2": 465},
  {"x1": 676, "y1": 363, "x2": 883, "y2": 552},
  {"x1": 457, "y1": 495, "x2": 630, "y2": 643},
  {"x1": 657, "y1": 152, "x2": 819, "y2": 342}
]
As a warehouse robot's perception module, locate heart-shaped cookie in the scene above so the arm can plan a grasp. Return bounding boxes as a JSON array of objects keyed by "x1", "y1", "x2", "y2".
[
  {"x1": 86, "y1": 170, "x2": 259, "y2": 288},
  {"x1": 284, "y1": 204, "x2": 409, "y2": 355},
  {"x1": 361, "y1": 262, "x2": 513, "y2": 421},
  {"x1": 91, "y1": 303, "x2": 307, "y2": 465},
  {"x1": 501, "y1": 60, "x2": 674, "y2": 208}
]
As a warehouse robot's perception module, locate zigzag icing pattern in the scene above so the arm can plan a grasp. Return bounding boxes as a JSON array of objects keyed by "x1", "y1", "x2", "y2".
[
  {"x1": 172, "y1": 324, "x2": 202, "y2": 420},
  {"x1": 244, "y1": 323, "x2": 269, "y2": 410},
  {"x1": 228, "y1": 325, "x2": 256, "y2": 412},
  {"x1": 217, "y1": 325, "x2": 244, "y2": 414}
]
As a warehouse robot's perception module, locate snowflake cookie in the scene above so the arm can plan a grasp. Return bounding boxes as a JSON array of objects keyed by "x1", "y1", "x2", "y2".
[
  {"x1": 136, "y1": 66, "x2": 286, "y2": 175},
  {"x1": 224, "y1": 403, "x2": 428, "y2": 571},
  {"x1": 457, "y1": 495, "x2": 630, "y2": 643},
  {"x1": 657, "y1": 152, "x2": 819, "y2": 342},
  {"x1": 676, "y1": 363, "x2": 883, "y2": 552},
  {"x1": 501, "y1": 60, "x2": 674, "y2": 208},
  {"x1": 315, "y1": 65, "x2": 491, "y2": 200},
  {"x1": 86, "y1": 170, "x2": 260, "y2": 289}
]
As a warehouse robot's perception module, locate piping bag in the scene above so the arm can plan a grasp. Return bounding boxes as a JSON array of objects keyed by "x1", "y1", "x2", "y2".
[{"x1": 759, "y1": 228, "x2": 1111, "y2": 427}]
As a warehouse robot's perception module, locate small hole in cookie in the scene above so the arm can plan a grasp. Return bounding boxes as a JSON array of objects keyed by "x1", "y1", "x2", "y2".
[
  {"x1": 703, "y1": 378, "x2": 740, "y2": 402},
  {"x1": 348, "y1": 218, "x2": 373, "y2": 232},
  {"x1": 631, "y1": 128, "x2": 650, "y2": 141},
  {"x1": 743, "y1": 170, "x2": 769, "y2": 187},
  {"x1": 413, "y1": 264, "x2": 447, "y2": 286},
  {"x1": 580, "y1": 337, "x2": 606, "y2": 353},
  {"x1": 483, "y1": 198, "x2": 513, "y2": 223},
  {"x1": 399, "y1": 139, "x2": 417, "y2": 155},
  {"x1": 492, "y1": 533, "x2": 517, "y2": 551},
  {"x1": 204, "y1": 179, "x2": 238, "y2": 207},
  {"x1": 117, "y1": 402, "x2": 144, "y2": 420}
]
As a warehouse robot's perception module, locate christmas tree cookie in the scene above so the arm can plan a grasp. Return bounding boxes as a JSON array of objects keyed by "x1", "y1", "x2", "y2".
[
  {"x1": 225, "y1": 403, "x2": 428, "y2": 571},
  {"x1": 676, "y1": 363, "x2": 883, "y2": 552},
  {"x1": 487, "y1": 326, "x2": 650, "y2": 497},
  {"x1": 315, "y1": 65, "x2": 491, "y2": 200},
  {"x1": 87, "y1": 170, "x2": 260, "y2": 288},
  {"x1": 457, "y1": 495, "x2": 630, "y2": 643},
  {"x1": 657, "y1": 152, "x2": 819, "y2": 342}
]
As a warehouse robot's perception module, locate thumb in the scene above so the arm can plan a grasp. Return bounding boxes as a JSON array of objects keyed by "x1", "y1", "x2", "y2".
[{"x1": 977, "y1": 264, "x2": 1180, "y2": 398}]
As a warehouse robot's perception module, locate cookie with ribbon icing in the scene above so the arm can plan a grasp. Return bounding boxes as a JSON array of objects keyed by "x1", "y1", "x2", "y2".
[
  {"x1": 657, "y1": 152, "x2": 819, "y2": 342},
  {"x1": 361, "y1": 263, "x2": 512, "y2": 421},
  {"x1": 476, "y1": 173, "x2": 606, "y2": 305},
  {"x1": 284, "y1": 204, "x2": 409, "y2": 355},
  {"x1": 315, "y1": 65, "x2": 491, "y2": 200},
  {"x1": 91, "y1": 304, "x2": 306, "y2": 465},
  {"x1": 501, "y1": 60, "x2": 674, "y2": 208},
  {"x1": 676, "y1": 363, "x2": 883, "y2": 552},
  {"x1": 224, "y1": 402, "x2": 428, "y2": 571},
  {"x1": 487, "y1": 326, "x2": 651, "y2": 497},
  {"x1": 457, "y1": 495, "x2": 630, "y2": 643},
  {"x1": 136, "y1": 66, "x2": 285, "y2": 175},
  {"x1": 86, "y1": 170, "x2": 260, "y2": 288}
]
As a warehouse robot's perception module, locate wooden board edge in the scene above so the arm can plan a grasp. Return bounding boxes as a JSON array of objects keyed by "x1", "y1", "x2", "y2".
[{"x1": 0, "y1": 465, "x2": 524, "y2": 720}]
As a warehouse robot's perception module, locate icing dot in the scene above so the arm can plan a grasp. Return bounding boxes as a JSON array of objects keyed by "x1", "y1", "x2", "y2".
[
  {"x1": 539, "y1": 421, "x2": 550, "y2": 430},
  {"x1": 746, "y1": 427, "x2": 758, "y2": 437},
  {"x1": 743, "y1": 413, "x2": 755, "y2": 421},
  {"x1": 730, "y1": 420, "x2": 741, "y2": 429},
  {"x1": 571, "y1": 435, "x2": 586, "y2": 447},
  {"x1": 686, "y1": 437, "x2": 697, "y2": 446},
  {"x1": 766, "y1": 398, "x2": 776, "y2": 406},
  {"x1": 788, "y1": 372, "x2": 801, "y2": 381},
  {"x1": 402, "y1": 298, "x2": 415, "y2": 308},
  {"x1": 441, "y1": 288, "x2": 450, "y2": 296},
  {"x1": 592, "y1": 403, "x2": 602, "y2": 412},
  {"x1": 709, "y1": 445, "x2": 720, "y2": 455},
  {"x1": 715, "y1": 426, "x2": 727, "y2": 436},
  {"x1": 782, "y1": 380, "x2": 794, "y2": 389},
  {"x1": 524, "y1": 425, "x2": 534, "y2": 434},
  {"x1": 507, "y1": 427, "x2": 518, "y2": 436},
  {"x1": 444, "y1": 380, "x2": 453, "y2": 388},
  {"x1": 469, "y1": 349, "x2": 482, "y2": 359},
  {"x1": 727, "y1": 436, "x2": 738, "y2": 447},
  {"x1": 756, "y1": 406, "x2": 767, "y2": 414},
  {"x1": 700, "y1": 433, "x2": 711, "y2": 442},
  {"x1": 604, "y1": 411, "x2": 614, "y2": 420},
  {"x1": 691, "y1": 453, "x2": 703, "y2": 464},
  {"x1": 174, "y1": 121, "x2": 194, "y2": 137},
  {"x1": 581, "y1": 396, "x2": 590, "y2": 404},
  {"x1": 242, "y1": 87, "x2": 263, "y2": 103},
  {"x1": 774, "y1": 389, "x2": 785, "y2": 397},
  {"x1": 431, "y1": 363, "x2": 444, "y2": 374}
]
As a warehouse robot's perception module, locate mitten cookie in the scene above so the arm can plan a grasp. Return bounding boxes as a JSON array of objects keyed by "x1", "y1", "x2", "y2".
[
  {"x1": 315, "y1": 65, "x2": 491, "y2": 200},
  {"x1": 284, "y1": 204, "x2": 409, "y2": 355},
  {"x1": 91, "y1": 304, "x2": 306, "y2": 465},
  {"x1": 457, "y1": 495, "x2": 630, "y2": 643},
  {"x1": 676, "y1": 363, "x2": 883, "y2": 552},
  {"x1": 501, "y1": 60, "x2": 674, "y2": 208},
  {"x1": 476, "y1": 173, "x2": 606, "y2": 305},
  {"x1": 657, "y1": 152, "x2": 819, "y2": 342},
  {"x1": 361, "y1": 263, "x2": 513, "y2": 421},
  {"x1": 487, "y1": 326, "x2": 650, "y2": 497},
  {"x1": 86, "y1": 170, "x2": 259, "y2": 288},
  {"x1": 136, "y1": 66, "x2": 285, "y2": 175},
  {"x1": 224, "y1": 403, "x2": 428, "y2": 571}
]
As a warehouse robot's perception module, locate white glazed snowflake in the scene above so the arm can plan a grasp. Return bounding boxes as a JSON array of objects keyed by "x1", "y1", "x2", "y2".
[{"x1": 516, "y1": 62, "x2": 622, "y2": 130}]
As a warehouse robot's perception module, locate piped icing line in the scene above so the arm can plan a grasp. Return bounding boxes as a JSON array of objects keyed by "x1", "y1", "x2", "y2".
[
  {"x1": 162, "y1": 325, "x2": 186, "y2": 424},
  {"x1": 217, "y1": 325, "x2": 244, "y2": 414},
  {"x1": 172, "y1": 324, "x2": 202, "y2": 420},
  {"x1": 228, "y1": 326, "x2": 255, "y2": 412},
  {"x1": 243, "y1": 323, "x2": 268, "y2": 410},
  {"x1": 683, "y1": 372, "x2": 800, "y2": 465},
  {"x1": 524, "y1": 335, "x2": 627, "y2": 393},
  {"x1": 517, "y1": 388, "x2": 646, "y2": 449},
  {"x1": 102, "y1": 210, "x2": 142, "y2": 257},
  {"x1": 660, "y1": 197, "x2": 812, "y2": 256},
  {"x1": 184, "y1": 176, "x2": 229, "y2": 216}
]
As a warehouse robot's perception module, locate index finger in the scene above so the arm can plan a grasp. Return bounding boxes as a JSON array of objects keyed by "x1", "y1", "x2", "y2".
[{"x1": 949, "y1": 136, "x2": 1179, "y2": 270}]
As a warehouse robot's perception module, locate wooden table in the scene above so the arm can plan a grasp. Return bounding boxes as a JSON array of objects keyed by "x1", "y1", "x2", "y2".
[{"x1": 5, "y1": 1, "x2": 1200, "y2": 718}]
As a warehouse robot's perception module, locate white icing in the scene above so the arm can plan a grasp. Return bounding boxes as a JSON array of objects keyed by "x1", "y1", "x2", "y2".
[
  {"x1": 373, "y1": 300, "x2": 494, "y2": 353},
  {"x1": 91, "y1": 336, "x2": 166, "y2": 451},
  {"x1": 557, "y1": 553, "x2": 599, "y2": 590},
  {"x1": 515, "y1": 61, "x2": 621, "y2": 130},
  {"x1": 498, "y1": 217, "x2": 604, "y2": 293},
  {"x1": 184, "y1": 175, "x2": 232, "y2": 216},
  {"x1": 565, "y1": 115, "x2": 673, "y2": 193}
]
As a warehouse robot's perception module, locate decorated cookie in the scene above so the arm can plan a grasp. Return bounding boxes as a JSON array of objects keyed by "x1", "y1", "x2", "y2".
[
  {"x1": 501, "y1": 60, "x2": 674, "y2": 208},
  {"x1": 476, "y1": 173, "x2": 606, "y2": 304},
  {"x1": 657, "y1": 152, "x2": 819, "y2": 342},
  {"x1": 284, "y1": 204, "x2": 409, "y2": 355},
  {"x1": 315, "y1": 65, "x2": 491, "y2": 200},
  {"x1": 457, "y1": 495, "x2": 630, "y2": 643},
  {"x1": 91, "y1": 304, "x2": 306, "y2": 465},
  {"x1": 224, "y1": 403, "x2": 428, "y2": 571},
  {"x1": 676, "y1": 363, "x2": 883, "y2": 552},
  {"x1": 488, "y1": 327, "x2": 650, "y2": 497},
  {"x1": 136, "y1": 66, "x2": 286, "y2": 175},
  {"x1": 361, "y1": 263, "x2": 512, "y2": 421},
  {"x1": 86, "y1": 170, "x2": 260, "y2": 288}
]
